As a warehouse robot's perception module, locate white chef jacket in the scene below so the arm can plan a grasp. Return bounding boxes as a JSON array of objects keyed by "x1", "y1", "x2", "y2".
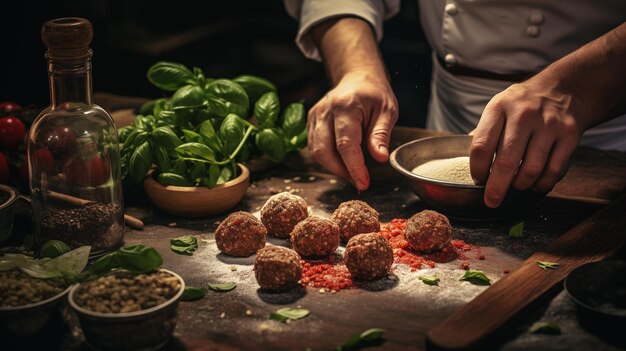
[{"x1": 283, "y1": 0, "x2": 626, "y2": 151}]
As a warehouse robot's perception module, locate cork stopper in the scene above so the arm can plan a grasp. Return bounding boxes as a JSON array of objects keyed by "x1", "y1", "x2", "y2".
[{"x1": 42, "y1": 17, "x2": 93, "y2": 63}]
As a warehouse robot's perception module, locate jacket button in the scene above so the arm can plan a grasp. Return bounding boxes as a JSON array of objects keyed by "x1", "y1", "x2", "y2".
[
  {"x1": 529, "y1": 12, "x2": 544, "y2": 25},
  {"x1": 526, "y1": 25, "x2": 540, "y2": 37},
  {"x1": 445, "y1": 2, "x2": 459, "y2": 16},
  {"x1": 444, "y1": 53, "x2": 457, "y2": 65}
]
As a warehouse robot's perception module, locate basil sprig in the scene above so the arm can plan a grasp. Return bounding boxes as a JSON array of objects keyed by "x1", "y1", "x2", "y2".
[
  {"x1": 86, "y1": 244, "x2": 163, "y2": 277},
  {"x1": 269, "y1": 307, "x2": 310, "y2": 323},
  {"x1": 459, "y1": 270, "x2": 491, "y2": 285},
  {"x1": 170, "y1": 235, "x2": 198, "y2": 255},
  {"x1": 418, "y1": 276, "x2": 440, "y2": 286},
  {"x1": 509, "y1": 221, "x2": 525, "y2": 238},
  {"x1": 337, "y1": 328, "x2": 386, "y2": 351},
  {"x1": 537, "y1": 261, "x2": 560, "y2": 270},
  {"x1": 120, "y1": 62, "x2": 308, "y2": 189}
]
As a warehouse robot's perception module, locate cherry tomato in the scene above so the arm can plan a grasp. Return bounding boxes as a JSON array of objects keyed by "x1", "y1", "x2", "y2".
[
  {"x1": 0, "y1": 116, "x2": 26, "y2": 149},
  {"x1": 0, "y1": 101, "x2": 22, "y2": 117},
  {"x1": 0, "y1": 151, "x2": 8, "y2": 181},
  {"x1": 28, "y1": 149, "x2": 55, "y2": 176},
  {"x1": 43, "y1": 126, "x2": 77, "y2": 156},
  {"x1": 64, "y1": 156, "x2": 110, "y2": 187}
]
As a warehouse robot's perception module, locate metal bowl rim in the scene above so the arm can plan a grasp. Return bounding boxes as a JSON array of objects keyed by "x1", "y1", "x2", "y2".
[
  {"x1": 0, "y1": 184, "x2": 18, "y2": 211},
  {"x1": 389, "y1": 135, "x2": 484, "y2": 189},
  {"x1": 68, "y1": 268, "x2": 185, "y2": 319}
]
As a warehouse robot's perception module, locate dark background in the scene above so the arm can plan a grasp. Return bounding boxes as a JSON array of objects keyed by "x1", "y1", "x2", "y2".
[{"x1": 1, "y1": 0, "x2": 432, "y2": 128}]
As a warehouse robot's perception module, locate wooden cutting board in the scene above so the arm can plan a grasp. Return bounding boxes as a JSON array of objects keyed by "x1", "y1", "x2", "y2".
[{"x1": 426, "y1": 193, "x2": 626, "y2": 350}]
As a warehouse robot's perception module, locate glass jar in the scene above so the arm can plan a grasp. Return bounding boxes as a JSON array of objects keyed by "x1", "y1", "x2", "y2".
[{"x1": 28, "y1": 17, "x2": 124, "y2": 257}]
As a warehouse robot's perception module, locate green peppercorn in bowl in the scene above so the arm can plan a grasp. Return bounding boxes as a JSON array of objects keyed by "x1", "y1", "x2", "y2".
[
  {"x1": 68, "y1": 268, "x2": 185, "y2": 351},
  {"x1": 0, "y1": 270, "x2": 73, "y2": 335}
]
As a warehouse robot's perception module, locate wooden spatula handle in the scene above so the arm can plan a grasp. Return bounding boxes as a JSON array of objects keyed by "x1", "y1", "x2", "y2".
[{"x1": 426, "y1": 193, "x2": 626, "y2": 350}]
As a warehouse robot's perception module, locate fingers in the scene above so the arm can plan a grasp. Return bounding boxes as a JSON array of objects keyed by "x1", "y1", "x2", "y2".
[
  {"x1": 532, "y1": 138, "x2": 577, "y2": 193},
  {"x1": 483, "y1": 118, "x2": 532, "y2": 208},
  {"x1": 366, "y1": 104, "x2": 398, "y2": 163},
  {"x1": 308, "y1": 104, "x2": 351, "y2": 180},
  {"x1": 334, "y1": 112, "x2": 370, "y2": 190},
  {"x1": 511, "y1": 131, "x2": 553, "y2": 190},
  {"x1": 470, "y1": 100, "x2": 505, "y2": 185}
]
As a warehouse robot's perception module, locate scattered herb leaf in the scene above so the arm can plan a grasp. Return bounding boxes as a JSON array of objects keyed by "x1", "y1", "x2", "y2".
[
  {"x1": 537, "y1": 261, "x2": 560, "y2": 270},
  {"x1": 0, "y1": 246, "x2": 91, "y2": 281},
  {"x1": 170, "y1": 235, "x2": 198, "y2": 255},
  {"x1": 337, "y1": 328, "x2": 386, "y2": 351},
  {"x1": 181, "y1": 286, "x2": 208, "y2": 301},
  {"x1": 40, "y1": 240, "x2": 71, "y2": 258},
  {"x1": 418, "y1": 276, "x2": 440, "y2": 286},
  {"x1": 509, "y1": 221, "x2": 525, "y2": 238},
  {"x1": 459, "y1": 270, "x2": 491, "y2": 285},
  {"x1": 86, "y1": 244, "x2": 163, "y2": 277},
  {"x1": 269, "y1": 307, "x2": 310, "y2": 323},
  {"x1": 207, "y1": 281, "x2": 237, "y2": 292},
  {"x1": 529, "y1": 321, "x2": 561, "y2": 334}
]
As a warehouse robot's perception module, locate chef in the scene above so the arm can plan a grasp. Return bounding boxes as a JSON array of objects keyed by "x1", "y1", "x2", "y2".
[{"x1": 283, "y1": 0, "x2": 626, "y2": 207}]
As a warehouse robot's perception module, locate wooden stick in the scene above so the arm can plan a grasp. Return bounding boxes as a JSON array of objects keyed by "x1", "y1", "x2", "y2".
[
  {"x1": 426, "y1": 193, "x2": 626, "y2": 350},
  {"x1": 546, "y1": 193, "x2": 611, "y2": 206},
  {"x1": 47, "y1": 191, "x2": 144, "y2": 230}
]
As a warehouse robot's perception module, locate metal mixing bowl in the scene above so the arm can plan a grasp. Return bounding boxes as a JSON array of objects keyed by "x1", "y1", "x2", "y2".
[{"x1": 389, "y1": 134, "x2": 545, "y2": 220}]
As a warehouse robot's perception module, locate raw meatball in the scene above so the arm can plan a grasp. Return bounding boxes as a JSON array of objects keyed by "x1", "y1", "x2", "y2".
[
  {"x1": 260, "y1": 192, "x2": 308, "y2": 239},
  {"x1": 331, "y1": 200, "x2": 380, "y2": 242},
  {"x1": 290, "y1": 216, "x2": 341, "y2": 258},
  {"x1": 254, "y1": 246, "x2": 303, "y2": 291},
  {"x1": 215, "y1": 211, "x2": 266, "y2": 257},
  {"x1": 404, "y1": 210, "x2": 452, "y2": 253},
  {"x1": 344, "y1": 232, "x2": 393, "y2": 281}
]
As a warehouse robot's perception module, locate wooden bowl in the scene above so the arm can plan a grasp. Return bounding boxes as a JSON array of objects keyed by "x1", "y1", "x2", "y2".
[{"x1": 143, "y1": 164, "x2": 249, "y2": 217}]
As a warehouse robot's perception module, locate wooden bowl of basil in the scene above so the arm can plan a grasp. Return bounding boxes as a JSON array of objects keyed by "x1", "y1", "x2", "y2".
[{"x1": 144, "y1": 163, "x2": 250, "y2": 217}]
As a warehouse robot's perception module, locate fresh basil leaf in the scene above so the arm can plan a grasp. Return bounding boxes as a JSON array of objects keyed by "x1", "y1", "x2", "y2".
[
  {"x1": 254, "y1": 91, "x2": 280, "y2": 129},
  {"x1": 181, "y1": 286, "x2": 208, "y2": 301},
  {"x1": 198, "y1": 120, "x2": 223, "y2": 153},
  {"x1": 40, "y1": 240, "x2": 71, "y2": 259},
  {"x1": 43, "y1": 246, "x2": 91, "y2": 276},
  {"x1": 171, "y1": 159, "x2": 187, "y2": 175},
  {"x1": 171, "y1": 85, "x2": 206, "y2": 109},
  {"x1": 152, "y1": 126, "x2": 182, "y2": 153},
  {"x1": 418, "y1": 276, "x2": 440, "y2": 286},
  {"x1": 153, "y1": 99, "x2": 173, "y2": 119},
  {"x1": 153, "y1": 146, "x2": 172, "y2": 172},
  {"x1": 147, "y1": 61, "x2": 194, "y2": 91},
  {"x1": 338, "y1": 328, "x2": 386, "y2": 351},
  {"x1": 158, "y1": 172, "x2": 194, "y2": 187},
  {"x1": 269, "y1": 307, "x2": 309, "y2": 323},
  {"x1": 189, "y1": 162, "x2": 206, "y2": 183},
  {"x1": 170, "y1": 235, "x2": 198, "y2": 255},
  {"x1": 233, "y1": 75, "x2": 277, "y2": 103},
  {"x1": 295, "y1": 127, "x2": 308, "y2": 148},
  {"x1": 537, "y1": 261, "x2": 560, "y2": 270},
  {"x1": 129, "y1": 141, "x2": 153, "y2": 183},
  {"x1": 182, "y1": 129, "x2": 202, "y2": 143},
  {"x1": 205, "y1": 79, "x2": 249, "y2": 118},
  {"x1": 281, "y1": 102, "x2": 306, "y2": 138},
  {"x1": 139, "y1": 99, "x2": 159, "y2": 116},
  {"x1": 206, "y1": 163, "x2": 220, "y2": 188},
  {"x1": 220, "y1": 114, "x2": 245, "y2": 156},
  {"x1": 207, "y1": 282, "x2": 236, "y2": 292},
  {"x1": 256, "y1": 128, "x2": 286, "y2": 163},
  {"x1": 459, "y1": 270, "x2": 491, "y2": 285},
  {"x1": 509, "y1": 221, "x2": 525, "y2": 238},
  {"x1": 217, "y1": 166, "x2": 232, "y2": 185},
  {"x1": 176, "y1": 142, "x2": 216, "y2": 162},
  {"x1": 86, "y1": 244, "x2": 163, "y2": 276},
  {"x1": 529, "y1": 321, "x2": 561, "y2": 334}
]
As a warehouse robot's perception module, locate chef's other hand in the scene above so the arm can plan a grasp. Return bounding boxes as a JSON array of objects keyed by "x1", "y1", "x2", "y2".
[
  {"x1": 309, "y1": 17, "x2": 398, "y2": 191},
  {"x1": 308, "y1": 70, "x2": 398, "y2": 191},
  {"x1": 470, "y1": 78, "x2": 582, "y2": 208}
]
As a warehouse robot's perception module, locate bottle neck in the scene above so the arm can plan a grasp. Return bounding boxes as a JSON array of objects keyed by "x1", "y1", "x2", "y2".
[{"x1": 48, "y1": 60, "x2": 93, "y2": 110}]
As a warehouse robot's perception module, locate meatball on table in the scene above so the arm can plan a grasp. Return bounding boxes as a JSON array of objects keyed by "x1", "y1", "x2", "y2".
[{"x1": 11, "y1": 126, "x2": 626, "y2": 351}]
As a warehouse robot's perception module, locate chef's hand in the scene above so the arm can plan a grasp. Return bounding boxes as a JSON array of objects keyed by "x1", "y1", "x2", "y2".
[
  {"x1": 308, "y1": 70, "x2": 398, "y2": 191},
  {"x1": 470, "y1": 21, "x2": 626, "y2": 208},
  {"x1": 309, "y1": 17, "x2": 398, "y2": 191},
  {"x1": 469, "y1": 79, "x2": 582, "y2": 208}
]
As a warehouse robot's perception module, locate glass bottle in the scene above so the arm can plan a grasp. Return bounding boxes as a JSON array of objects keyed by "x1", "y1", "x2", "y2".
[{"x1": 28, "y1": 17, "x2": 124, "y2": 257}]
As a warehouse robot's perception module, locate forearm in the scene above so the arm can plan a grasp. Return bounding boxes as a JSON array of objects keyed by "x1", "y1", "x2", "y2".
[
  {"x1": 310, "y1": 17, "x2": 389, "y2": 85},
  {"x1": 537, "y1": 21, "x2": 626, "y2": 130}
]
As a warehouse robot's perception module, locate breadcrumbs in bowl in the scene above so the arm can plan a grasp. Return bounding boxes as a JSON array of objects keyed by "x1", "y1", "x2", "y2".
[{"x1": 68, "y1": 268, "x2": 184, "y2": 351}]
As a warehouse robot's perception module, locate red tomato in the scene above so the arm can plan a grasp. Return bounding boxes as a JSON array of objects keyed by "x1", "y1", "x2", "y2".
[
  {"x1": 0, "y1": 116, "x2": 26, "y2": 149},
  {"x1": 64, "y1": 156, "x2": 110, "y2": 187},
  {"x1": 43, "y1": 126, "x2": 77, "y2": 155},
  {"x1": 30, "y1": 149, "x2": 55, "y2": 175},
  {"x1": 0, "y1": 102, "x2": 22, "y2": 117},
  {"x1": 0, "y1": 151, "x2": 8, "y2": 181}
]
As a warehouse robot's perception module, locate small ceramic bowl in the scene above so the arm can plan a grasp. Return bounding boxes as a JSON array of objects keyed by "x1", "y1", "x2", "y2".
[
  {"x1": 0, "y1": 283, "x2": 72, "y2": 335},
  {"x1": 389, "y1": 135, "x2": 545, "y2": 220},
  {"x1": 68, "y1": 268, "x2": 185, "y2": 351},
  {"x1": 144, "y1": 163, "x2": 250, "y2": 217}
]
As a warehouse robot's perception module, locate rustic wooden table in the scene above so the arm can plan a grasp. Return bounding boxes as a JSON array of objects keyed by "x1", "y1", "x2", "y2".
[{"x1": 5, "y1": 121, "x2": 626, "y2": 351}]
